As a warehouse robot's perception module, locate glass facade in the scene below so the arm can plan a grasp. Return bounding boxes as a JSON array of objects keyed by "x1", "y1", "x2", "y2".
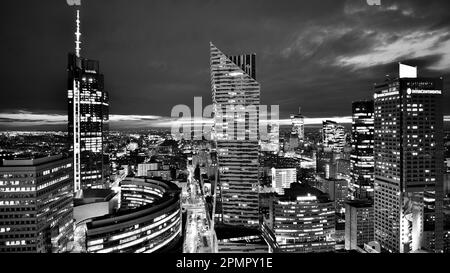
[
  {"x1": 68, "y1": 53, "x2": 109, "y2": 192},
  {"x1": 350, "y1": 101, "x2": 375, "y2": 199},
  {"x1": 210, "y1": 43, "x2": 260, "y2": 227}
]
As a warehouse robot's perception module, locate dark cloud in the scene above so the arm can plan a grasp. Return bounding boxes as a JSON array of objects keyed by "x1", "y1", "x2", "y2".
[{"x1": 0, "y1": 0, "x2": 449, "y2": 129}]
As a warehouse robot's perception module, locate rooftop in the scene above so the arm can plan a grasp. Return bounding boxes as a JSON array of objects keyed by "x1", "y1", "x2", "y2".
[
  {"x1": 1, "y1": 154, "x2": 65, "y2": 167},
  {"x1": 279, "y1": 183, "x2": 331, "y2": 203},
  {"x1": 345, "y1": 199, "x2": 374, "y2": 208}
]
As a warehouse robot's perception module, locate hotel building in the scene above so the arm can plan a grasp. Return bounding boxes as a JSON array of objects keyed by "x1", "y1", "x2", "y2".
[{"x1": 373, "y1": 64, "x2": 444, "y2": 253}]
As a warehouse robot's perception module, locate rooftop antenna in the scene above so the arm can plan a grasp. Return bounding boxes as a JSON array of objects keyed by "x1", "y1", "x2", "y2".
[{"x1": 75, "y1": 9, "x2": 81, "y2": 57}]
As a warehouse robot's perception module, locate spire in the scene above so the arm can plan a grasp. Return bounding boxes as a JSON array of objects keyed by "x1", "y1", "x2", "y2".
[{"x1": 75, "y1": 9, "x2": 81, "y2": 57}]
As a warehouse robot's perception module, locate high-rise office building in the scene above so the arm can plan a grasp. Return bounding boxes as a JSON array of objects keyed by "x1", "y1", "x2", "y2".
[
  {"x1": 291, "y1": 107, "x2": 305, "y2": 142},
  {"x1": 0, "y1": 155, "x2": 74, "y2": 253},
  {"x1": 68, "y1": 10, "x2": 109, "y2": 193},
  {"x1": 345, "y1": 200, "x2": 374, "y2": 250},
  {"x1": 322, "y1": 120, "x2": 346, "y2": 153},
  {"x1": 373, "y1": 64, "x2": 444, "y2": 253},
  {"x1": 210, "y1": 43, "x2": 260, "y2": 227},
  {"x1": 350, "y1": 101, "x2": 375, "y2": 199}
]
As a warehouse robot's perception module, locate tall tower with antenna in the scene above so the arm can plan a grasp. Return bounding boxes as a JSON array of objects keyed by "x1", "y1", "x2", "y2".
[{"x1": 67, "y1": 6, "x2": 110, "y2": 193}]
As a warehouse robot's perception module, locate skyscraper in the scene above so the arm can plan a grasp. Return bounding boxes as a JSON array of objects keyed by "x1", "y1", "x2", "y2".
[
  {"x1": 322, "y1": 120, "x2": 346, "y2": 153},
  {"x1": 350, "y1": 101, "x2": 375, "y2": 199},
  {"x1": 291, "y1": 107, "x2": 305, "y2": 142},
  {"x1": 68, "y1": 10, "x2": 109, "y2": 193},
  {"x1": 373, "y1": 63, "x2": 444, "y2": 253},
  {"x1": 210, "y1": 43, "x2": 260, "y2": 227},
  {"x1": 0, "y1": 155, "x2": 74, "y2": 253}
]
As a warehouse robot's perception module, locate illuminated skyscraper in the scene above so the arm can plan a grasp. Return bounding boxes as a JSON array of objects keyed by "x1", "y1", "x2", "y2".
[
  {"x1": 322, "y1": 120, "x2": 346, "y2": 153},
  {"x1": 373, "y1": 64, "x2": 444, "y2": 253},
  {"x1": 350, "y1": 101, "x2": 375, "y2": 199},
  {"x1": 68, "y1": 10, "x2": 109, "y2": 193},
  {"x1": 210, "y1": 42, "x2": 260, "y2": 227}
]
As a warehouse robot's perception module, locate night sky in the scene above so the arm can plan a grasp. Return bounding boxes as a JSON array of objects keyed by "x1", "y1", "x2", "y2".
[{"x1": 0, "y1": 0, "x2": 449, "y2": 129}]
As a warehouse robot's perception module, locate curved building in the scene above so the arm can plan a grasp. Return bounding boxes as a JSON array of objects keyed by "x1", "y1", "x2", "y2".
[{"x1": 84, "y1": 177, "x2": 182, "y2": 253}]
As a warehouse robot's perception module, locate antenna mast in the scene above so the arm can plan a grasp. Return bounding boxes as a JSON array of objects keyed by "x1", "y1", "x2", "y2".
[{"x1": 75, "y1": 9, "x2": 81, "y2": 57}]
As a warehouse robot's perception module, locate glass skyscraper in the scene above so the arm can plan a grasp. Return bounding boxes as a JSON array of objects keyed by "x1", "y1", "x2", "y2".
[
  {"x1": 350, "y1": 100, "x2": 375, "y2": 199},
  {"x1": 210, "y1": 42, "x2": 260, "y2": 227},
  {"x1": 68, "y1": 53, "x2": 109, "y2": 192}
]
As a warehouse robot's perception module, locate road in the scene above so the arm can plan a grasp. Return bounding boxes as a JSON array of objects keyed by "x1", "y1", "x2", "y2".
[{"x1": 182, "y1": 166, "x2": 214, "y2": 253}]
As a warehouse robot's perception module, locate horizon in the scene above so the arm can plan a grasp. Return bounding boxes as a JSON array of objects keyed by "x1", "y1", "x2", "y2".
[{"x1": 1, "y1": 0, "x2": 450, "y2": 131}]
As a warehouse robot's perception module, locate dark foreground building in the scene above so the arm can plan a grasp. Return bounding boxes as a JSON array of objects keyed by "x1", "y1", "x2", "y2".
[{"x1": 0, "y1": 155, "x2": 74, "y2": 253}]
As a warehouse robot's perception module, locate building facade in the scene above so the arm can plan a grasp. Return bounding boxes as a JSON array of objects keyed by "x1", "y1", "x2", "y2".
[
  {"x1": 373, "y1": 64, "x2": 444, "y2": 253},
  {"x1": 0, "y1": 155, "x2": 74, "y2": 253},
  {"x1": 210, "y1": 43, "x2": 260, "y2": 227},
  {"x1": 84, "y1": 178, "x2": 182, "y2": 253},
  {"x1": 322, "y1": 120, "x2": 346, "y2": 153},
  {"x1": 271, "y1": 184, "x2": 336, "y2": 253},
  {"x1": 271, "y1": 168, "x2": 297, "y2": 195},
  {"x1": 345, "y1": 200, "x2": 374, "y2": 250}
]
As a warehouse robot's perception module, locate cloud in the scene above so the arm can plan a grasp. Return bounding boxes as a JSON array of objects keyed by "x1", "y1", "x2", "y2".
[{"x1": 336, "y1": 29, "x2": 450, "y2": 70}]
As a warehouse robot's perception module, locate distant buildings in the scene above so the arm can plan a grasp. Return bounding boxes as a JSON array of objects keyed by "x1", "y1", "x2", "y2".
[
  {"x1": 137, "y1": 163, "x2": 159, "y2": 176},
  {"x1": 322, "y1": 120, "x2": 346, "y2": 153},
  {"x1": 345, "y1": 199, "x2": 374, "y2": 250},
  {"x1": 260, "y1": 122, "x2": 280, "y2": 154},
  {"x1": 268, "y1": 184, "x2": 336, "y2": 253},
  {"x1": 210, "y1": 43, "x2": 260, "y2": 227},
  {"x1": 0, "y1": 155, "x2": 74, "y2": 253},
  {"x1": 271, "y1": 168, "x2": 297, "y2": 195},
  {"x1": 291, "y1": 107, "x2": 305, "y2": 142},
  {"x1": 350, "y1": 101, "x2": 375, "y2": 199},
  {"x1": 373, "y1": 64, "x2": 444, "y2": 253}
]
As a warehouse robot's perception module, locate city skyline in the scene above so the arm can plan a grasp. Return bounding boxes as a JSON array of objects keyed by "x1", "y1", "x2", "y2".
[
  {"x1": 1, "y1": 0, "x2": 450, "y2": 258},
  {"x1": 1, "y1": 0, "x2": 450, "y2": 131}
]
